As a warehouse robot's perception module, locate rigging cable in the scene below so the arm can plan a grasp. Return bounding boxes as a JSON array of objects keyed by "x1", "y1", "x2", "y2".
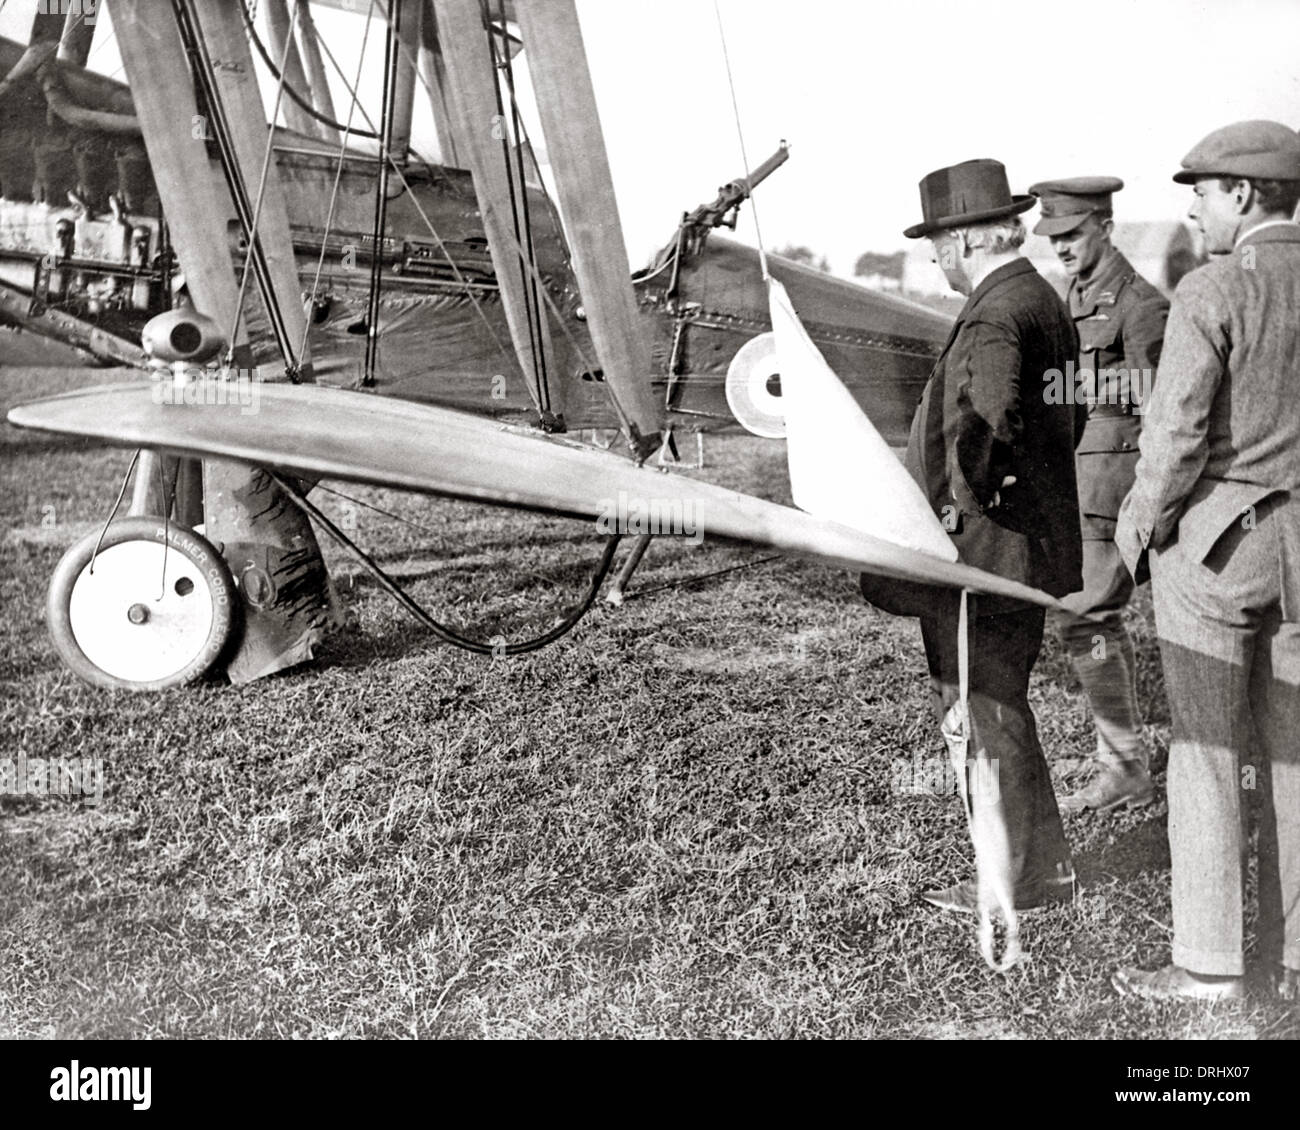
[
  {"x1": 361, "y1": 0, "x2": 402, "y2": 387},
  {"x1": 305, "y1": 2, "x2": 622, "y2": 435},
  {"x1": 501, "y1": 0, "x2": 559, "y2": 420},
  {"x1": 267, "y1": 471, "x2": 621, "y2": 656},
  {"x1": 238, "y1": 0, "x2": 382, "y2": 142},
  {"x1": 296, "y1": 0, "x2": 379, "y2": 365},
  {"x1": 171, "y1": 0, "x2": 301, "y2": 379},
  {"x1": 484, "y1": 0, "x2": 551, "y2": 416},
  {"x1": 373, "y1": 0, "x2": 584, "y2": 422},
  {"x1": 306, "y1": 15, "x2": 523, "y2": 394},
  {"x1": 223, "y1": 0, "x2": 304, "y2": 372},
  {"x1": 712, "y1": 0, "x2": 769, "y2": 281},
  {"x1": 616, "y1": 553, "x2": 782, "y2": 603},
  {"x1": 89, "y1": 449, "x2": 141, "y2": 575}
]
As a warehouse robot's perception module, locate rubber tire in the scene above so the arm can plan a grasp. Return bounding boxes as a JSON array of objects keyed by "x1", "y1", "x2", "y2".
[{"x1": 46, "y1": 517, "x2": 238, "y2": 692}]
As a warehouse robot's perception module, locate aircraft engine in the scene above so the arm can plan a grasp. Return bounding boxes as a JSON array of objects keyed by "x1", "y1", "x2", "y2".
[{"x1": 141, "y1": 309, "x2": 227, "y2": 365}]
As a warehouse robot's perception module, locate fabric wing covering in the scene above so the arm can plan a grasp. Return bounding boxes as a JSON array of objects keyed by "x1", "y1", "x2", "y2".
[{"x1": 770, "y1": 278, "x2": 956, "y2": 561}]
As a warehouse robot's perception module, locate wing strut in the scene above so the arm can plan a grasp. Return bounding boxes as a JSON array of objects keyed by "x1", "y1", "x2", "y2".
[
  {"x1": 171, "y1": 0, "x2": 308, "y2": 380},
  {"x1": 433, "y1": 0, "x2": 560, "y2": 425},
  {"x1": 514, "y1": 0, "x2": 664, "y2": 457}
]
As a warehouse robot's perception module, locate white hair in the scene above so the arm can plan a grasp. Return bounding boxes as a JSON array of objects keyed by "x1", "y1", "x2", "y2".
[{"x1": 951, "y1": 217, "x2": 1027, "y2": 253}]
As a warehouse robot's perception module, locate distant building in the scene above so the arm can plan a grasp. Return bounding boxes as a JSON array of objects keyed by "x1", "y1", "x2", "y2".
[{"x1": 901, "y1": 220, "x2": 1204, "y2": 299}]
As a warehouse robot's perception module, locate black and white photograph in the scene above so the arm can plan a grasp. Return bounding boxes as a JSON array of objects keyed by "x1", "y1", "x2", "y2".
[{"x1": 0, "y1": 0, "x2": 1297, "y2": 1078}]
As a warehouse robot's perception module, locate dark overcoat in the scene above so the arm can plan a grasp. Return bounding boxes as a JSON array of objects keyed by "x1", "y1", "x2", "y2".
[
  {"x1": 910, "y1": 258, "x2": 1086, "y2": 597},
  {"x1": 862, "y1": 258, "x2": 1087, "y2": 612}
]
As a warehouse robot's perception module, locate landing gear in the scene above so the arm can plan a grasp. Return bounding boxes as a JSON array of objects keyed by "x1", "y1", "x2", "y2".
[{"x1": 46, "y1": 517, "x2": 238, "y2": 692}]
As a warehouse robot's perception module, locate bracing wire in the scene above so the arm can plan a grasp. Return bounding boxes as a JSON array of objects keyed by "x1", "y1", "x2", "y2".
[
  {"x1": 225, "y1": 0, "x2": 304, "y2": 366},
  {"x1": 712, "y1": 0, "x2": 769, "y2": 280},
  {"x1": 487, "y1": 0, "x2": 551, "y2": 416},
  {"x1": 89, "y1": 448, "x2": 141, "y2": 574},
  {"x1": 239, "y1": 0, "x2": 383, "y2": 141},
  {"x1": 241, "y1": 0, "x2": 609, "y2": 430},
  {"x1": 156, "y1": 448, "x2": 171, "y2": 601},
  {"x1": 295, "y1": 0, "x2": 378, "y2": 365},
  {"x1": 361, "y1": 0, "x2": 401, "y2": 386},
  {"x1": 306, "y1": 14, "x2": 525, "y2": 396},
  {"x1": 366, "y1": 0, "x2": 583, "y2": 421}
]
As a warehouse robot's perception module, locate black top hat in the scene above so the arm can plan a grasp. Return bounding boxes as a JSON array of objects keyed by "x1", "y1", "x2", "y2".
[{"x1": 904, "y1": 159, "x2": 1035, "y2": 239}]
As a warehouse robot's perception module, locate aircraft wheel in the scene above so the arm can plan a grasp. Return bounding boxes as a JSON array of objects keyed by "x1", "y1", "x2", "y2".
[{"x1": 47, "y1": 517, "x2": 238, "y2": 692}]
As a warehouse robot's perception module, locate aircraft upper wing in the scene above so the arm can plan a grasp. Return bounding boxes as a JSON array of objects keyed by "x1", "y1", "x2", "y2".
[{"x1": 7, "y1": 382, "x2": 1059, "y2": 610}]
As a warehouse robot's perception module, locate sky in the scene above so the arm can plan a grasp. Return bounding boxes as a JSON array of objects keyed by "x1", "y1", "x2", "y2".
[{"x1": 4, "y1": 0, "x2": 1298, "y2": 274}]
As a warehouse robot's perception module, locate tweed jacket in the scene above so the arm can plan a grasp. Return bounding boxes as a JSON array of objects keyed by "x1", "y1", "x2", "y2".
[
  {"x1": 904, "y1": 258, "x2": 1088, "y2": 598},
  {"x1": 1069, "y1": 248, "x2": 1169, "y2": 539},
  {"x1": 1116, "y1": 221, "x2": 1300, "y2": 614}
]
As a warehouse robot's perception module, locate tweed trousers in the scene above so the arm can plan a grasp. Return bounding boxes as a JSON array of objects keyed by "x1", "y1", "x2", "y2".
[{"x1": 1150, "y1": 498, "x2": 1300, "y2": 976}]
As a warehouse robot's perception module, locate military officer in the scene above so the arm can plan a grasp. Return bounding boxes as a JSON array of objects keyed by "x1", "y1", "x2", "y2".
[{"x1": 1028, "y1": 177, "x2": 1169, "y2": 813}]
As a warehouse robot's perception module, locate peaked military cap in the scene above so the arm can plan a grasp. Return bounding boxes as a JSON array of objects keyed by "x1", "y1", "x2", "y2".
[
  {"x1": 1028, "y1": 176, "x2": 1123, "y2": 237},
  {"x1": 903, "y1": 159, "x2": 1035, "y2": 239},
  {"x1": 1173, "y1": 120, "x2": 1300, "y2": 184}
]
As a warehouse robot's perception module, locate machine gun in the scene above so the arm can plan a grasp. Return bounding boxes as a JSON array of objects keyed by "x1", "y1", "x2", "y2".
[
  {"x1": 657, "y1": 142, "x2": 790, "y2": 298},
  {"x1": 682, "y1": 141, "x2": 789, "y2": 242}
]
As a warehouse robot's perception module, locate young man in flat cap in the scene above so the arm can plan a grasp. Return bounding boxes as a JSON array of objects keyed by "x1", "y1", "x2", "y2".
[
  {"x1": 1029, "y1": 177, "x2": 1169, "y2": 814},
  {"x1": 863, "y1": 159, "x2": 1086, "y2": 913},
  {"x1": 1113, "y1": 120, "x2": 1300, "y2": 1002}
]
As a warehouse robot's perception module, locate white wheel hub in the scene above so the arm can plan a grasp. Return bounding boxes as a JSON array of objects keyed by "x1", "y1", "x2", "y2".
[{"x1": 68, "y1": 540, "x2": 217, "y2": 684}]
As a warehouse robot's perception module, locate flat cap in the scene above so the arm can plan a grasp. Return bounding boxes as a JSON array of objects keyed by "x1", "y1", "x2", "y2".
[
  {"x1": 1173, "y1": 119, "x2": 1300, "y2": 184},
  {"x1": 1028, "y1": 176, "x2": 1123, "y2": 236}
]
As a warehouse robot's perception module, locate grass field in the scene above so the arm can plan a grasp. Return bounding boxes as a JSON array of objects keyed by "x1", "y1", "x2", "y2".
[{"x1": 1, "y1": 366, "x2": 1295, "y2": 1040}]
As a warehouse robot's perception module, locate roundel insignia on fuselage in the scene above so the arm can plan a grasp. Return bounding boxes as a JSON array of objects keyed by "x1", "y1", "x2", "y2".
[{"x1": 725, "y1": 332, "x2": 785, "y2": 439}]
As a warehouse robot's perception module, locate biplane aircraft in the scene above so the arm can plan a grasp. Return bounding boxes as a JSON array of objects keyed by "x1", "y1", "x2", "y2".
[
  {"x1": 3, "y1": 0, "x2": 1046, "y2": 973},
  {"x1": 3, "y1": 0, "x2": 1058, "y2": 695},
  {"x1": 0, "y1": 0, "x2": 951, "y2": 440}
]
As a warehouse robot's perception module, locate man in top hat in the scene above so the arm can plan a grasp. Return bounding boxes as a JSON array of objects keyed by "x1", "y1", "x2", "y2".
[
  {"x1": 862, "y1": 159, "x2": 1086, "y2": 913},
  {"x1": 1113, "y1": 120, "x2": 1300, "y2": 1002},
  {"x1": 1028, "y1": 177, "x2": 1169, "y2": 814}
]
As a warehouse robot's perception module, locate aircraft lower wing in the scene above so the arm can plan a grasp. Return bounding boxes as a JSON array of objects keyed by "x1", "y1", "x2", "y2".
[{"x1": 6, "y1": 382, "x2": 1060, "y2": 610}]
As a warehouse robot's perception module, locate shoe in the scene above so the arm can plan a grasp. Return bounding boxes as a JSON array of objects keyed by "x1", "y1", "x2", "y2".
[
  {"x1": 1060, "y1": 764, "x2": 1154, "y2": 814},
  {"x1": 1112, "y1": 963, "x2": 1244, "y2": 1001},
  {"x1": 921, "y1": 875, "x2": 1076, "y2": 915}
]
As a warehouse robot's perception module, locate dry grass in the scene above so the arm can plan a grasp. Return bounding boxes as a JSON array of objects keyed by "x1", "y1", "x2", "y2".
[{"x1": 1, "y1": 366, "x2": 1295, "y2": 1040}]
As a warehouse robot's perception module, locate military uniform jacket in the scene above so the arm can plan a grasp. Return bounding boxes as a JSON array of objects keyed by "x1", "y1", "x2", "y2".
[
  {"x1": 1068, "y1": 248, "x2": 1169, "y2": 539},
  {"x1": 904, "y1": 258, "x2": 1087, "y2": 598},
  {"x1": 1117, "y1": 222, "x2": 1300, "y2": 617}
]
